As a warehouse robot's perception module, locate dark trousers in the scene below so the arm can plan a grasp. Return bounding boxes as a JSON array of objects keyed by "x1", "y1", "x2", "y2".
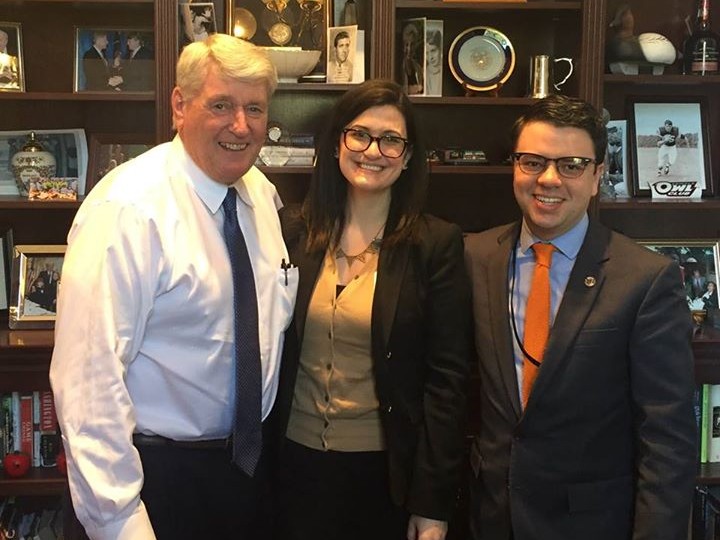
[
  {"x1": 137, "y1": 443, "x2": 271, "y2": 540},
  {"x1": 274, "y1": 438, "x2": 408, "y2": 540}
]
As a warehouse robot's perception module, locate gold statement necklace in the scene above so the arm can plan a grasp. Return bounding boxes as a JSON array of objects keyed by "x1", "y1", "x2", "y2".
[{"x1": 335, "y1": 223, "x2": 385, "y2": 267}]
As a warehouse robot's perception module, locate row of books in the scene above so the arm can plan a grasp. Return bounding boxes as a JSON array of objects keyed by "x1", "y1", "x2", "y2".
[
  {"x1": 693, "y1": 486, "x2": 720, "y2": 540},
  {"x1": 0, "y1": 391, "x2": 60, "y2": 470},
  {"x1": 0, "y1": 497, "x2": 63, "y2": 540}
]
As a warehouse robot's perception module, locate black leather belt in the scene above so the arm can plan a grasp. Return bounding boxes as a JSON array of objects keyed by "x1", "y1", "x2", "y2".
[{"x1": 133, "y1": 433, "x2": 230, "y2": 450}]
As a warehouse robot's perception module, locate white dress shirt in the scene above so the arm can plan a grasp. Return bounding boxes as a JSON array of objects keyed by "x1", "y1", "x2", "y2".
[{"x1": 50, "y1": 136, "x2": 298, "y2": 540}]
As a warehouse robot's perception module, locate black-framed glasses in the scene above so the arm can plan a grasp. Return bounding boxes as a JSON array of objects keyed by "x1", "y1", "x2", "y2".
[
  {"x1": 511, "y1": 152, "x2": 597, "y2": 179},
  {"x1": 342, "y1": 128, "x2": 410, "y2": 158}
]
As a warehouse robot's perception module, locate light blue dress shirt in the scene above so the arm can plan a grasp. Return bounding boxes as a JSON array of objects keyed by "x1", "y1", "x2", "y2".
[{"x1": 511, "y1": 214, "x2": 589, "y2": 406}]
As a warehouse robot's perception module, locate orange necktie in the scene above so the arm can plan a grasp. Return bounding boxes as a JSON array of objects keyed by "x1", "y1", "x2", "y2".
[{"x1": 522, "y1": 243, "x2": 555, "y2": 407}]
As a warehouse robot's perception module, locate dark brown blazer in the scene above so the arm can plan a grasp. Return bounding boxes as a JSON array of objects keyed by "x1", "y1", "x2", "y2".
[
  {"x1": 275, "y1": 210, "x2": 472, "y2": 520},
  {"x1": 464, "y1": 219, "x2": 697, "y2": 540}
]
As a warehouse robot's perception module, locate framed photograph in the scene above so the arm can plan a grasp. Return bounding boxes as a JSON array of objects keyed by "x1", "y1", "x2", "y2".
[
  {"x1": 399, "y1": 18, "x2": 426, "y2": 96},
  {"x1": 0, "y1": 22, "x2": 25, "y2": 92},
  {"x1": 226, "y1": 0, "x2": 330, "y2": 76},
  {"x1": 9, "y1": 245, "x2": 66, "y2": 329},
  {"x1": 628, "y1": 97, "x2": 712, "y2": 197},
  {"x1": 333, "y1": 0, "x2": 365, "y2": 28},
  {"x1": 425, "y1": 19, "x2": 443, "y2": 97},
  {"x1": 179, "y1": 3, "x2": 218, "y2": 49},
  {"x1": 0, "y1": 227, "x2": 13, "y2": 310},
  {"x1": 638, "y1": 240, "x2": 720, "y2": 314},
  {"x1": 327, "y1": 25, "x2": 357, "y2": 83},
  {"x1": 0, "y1": 129, "x2": 89, "y2": 197},
  {"x1": 87, "y1": 133, "x2": 155, "y2": 192},
  {"x1": 599, "y1": 119, "x2": 629, "y2": 200},
  {"x1": 74, "y1": 27, "x2": 155, "y2": 93}
]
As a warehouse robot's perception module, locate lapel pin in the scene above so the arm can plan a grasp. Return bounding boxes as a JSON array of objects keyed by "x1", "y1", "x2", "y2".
[{"x1": 584, "y1": 276, "x2": 596, "y2": 288}]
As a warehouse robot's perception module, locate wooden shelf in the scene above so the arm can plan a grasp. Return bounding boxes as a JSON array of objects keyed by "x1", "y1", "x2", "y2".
[
  {"x1": 604, "y1": 74, "x2": 720, "y2": 85},
  {"x1": 410, "y1": 96, "x2": 536, "y2": 106},
  {"x1": 0, "y1": 92, "x2": 154, "y2": 101},
  {"x1": 698, "y1": 462, "x2": 720, "y2": 485},
  {"x1": 396, "y1": 1, "x2": 581, "y2": 10},
  {"x1": 429, "y1": 164, "x2": 512, "y2": 175},
  {"x1": 599, "y1": 198, "x2": 720, "y2": 210},
  {"x1": 0, "y1": 197, "x2": 82, "y2": 210},
  {"x1": 0, "y1": 468, "x2": 67, "y2": 497}
]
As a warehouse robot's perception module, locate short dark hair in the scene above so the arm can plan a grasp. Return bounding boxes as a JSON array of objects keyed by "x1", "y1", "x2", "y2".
[
  {"x1": 334, "y1": 31, "x2": 350, "y2": 48},
  {"x1": 511, "y1": 94, "x2": 607, "y2": 163},
  {"x1": 304, "y1": 79, "x2": 427, "y2": 254}
]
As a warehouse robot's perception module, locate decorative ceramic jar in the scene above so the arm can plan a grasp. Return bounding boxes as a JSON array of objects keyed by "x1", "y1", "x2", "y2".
[{"x1": 10, "y1": 132, "x2": 56, "y2": 196}]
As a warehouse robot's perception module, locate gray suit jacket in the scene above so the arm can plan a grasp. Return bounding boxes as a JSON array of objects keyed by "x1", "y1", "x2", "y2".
[{"x1": 465, "y1": 219, "x2": 696, "y2": 540}]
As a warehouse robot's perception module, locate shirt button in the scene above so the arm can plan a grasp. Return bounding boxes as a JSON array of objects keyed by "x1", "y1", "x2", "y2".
[
  {"x1": 326, "y1": 364, "x2": 332, "y2": 371},
  {"x1": 324, "y1": 394, "x2": 329, "y2": 402},
  {"x1": 328, "y1": 332, "x2": 332, "y2": 339},
  {"x1": 324, "y1": 420, "x2": 329, "y2": 428},
  {"x1": 386, "y1": 405, "x2": 393, "y2": 413}
]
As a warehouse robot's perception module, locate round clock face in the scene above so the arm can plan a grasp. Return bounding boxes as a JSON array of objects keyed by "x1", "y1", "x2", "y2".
[
  {"x1": 449, "y1": 26, "x2": 516, "y2": 92},
  {"x1": 268, "y1": 124, "x2": 283, "y2": 143},
  {"x1": 268, "y1": 22, "x2": 293, "y2": 46}
]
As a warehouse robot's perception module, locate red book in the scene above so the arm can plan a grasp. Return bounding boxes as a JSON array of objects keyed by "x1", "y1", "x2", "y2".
[{"x1": 19, "y1": 393, "x2": 33, "y2": 460}]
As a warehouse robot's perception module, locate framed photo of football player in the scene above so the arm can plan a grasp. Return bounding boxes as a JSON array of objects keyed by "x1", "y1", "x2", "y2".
[{"x1": 628, "y1": 97, "x2": 712, "y2": 198}]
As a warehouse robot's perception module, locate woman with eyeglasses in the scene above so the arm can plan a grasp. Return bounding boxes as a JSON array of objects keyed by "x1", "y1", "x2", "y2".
[{"x1": 272, "y1": 79, "x2": 471, "y2": 540}]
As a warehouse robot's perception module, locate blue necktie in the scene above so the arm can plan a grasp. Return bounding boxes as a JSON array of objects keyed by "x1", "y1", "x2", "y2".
[{"x1": 221, "y1": 188, "x2": 262, "y2": 476}]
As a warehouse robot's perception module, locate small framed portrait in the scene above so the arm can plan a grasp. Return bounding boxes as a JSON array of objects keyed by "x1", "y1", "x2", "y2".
[
  {"x1": 9, "y1": 245, "x2": 66, "y2": 329},
  {"x1": 0, "y1": 22, "x2": 24, "y2": 92},
  {"x1": 74, "y1": 27, "x2": 155, "y2": 93},
  {"x1": 327, "y1": 25, "x2": 357, "y2": 84},
  {"x1": 227, "y1": 0, "x2": 330, "y2": 76},
  {"x1": 628, "y1": 97, "x2": 712, "y2": 198},
  {"x1": 0, "y1": 227, "x2": 13, "y2": 310},
  {"x1": 87, "y1": 133, "x2": 155, "y2": 192},
  {"x1": 399, "y1": 18, "x2": 426, "y2": 96},
  {"x1": 638, "y1": 240, "x2": 720, "y2": 316},
  {"x1": 599, "y1": 119, "x2": 629, "y2": 200},
  {"x1": 179, "y1": 3, "x2": 217, "y2": 49},
  {"x1": 424, "y1": 19, "x2": 443, "y2": 97}
]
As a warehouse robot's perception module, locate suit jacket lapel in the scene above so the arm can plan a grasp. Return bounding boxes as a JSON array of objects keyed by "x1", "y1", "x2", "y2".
[
  {"x1": 489, "y1": 224, "x2": 522, "y2": 419},
  {"x1": 529, "y1": 221, "x2": 610, "y2": 403},
  {"x1": 372, "y1": 241, "x2": 410, "y2": 356}
]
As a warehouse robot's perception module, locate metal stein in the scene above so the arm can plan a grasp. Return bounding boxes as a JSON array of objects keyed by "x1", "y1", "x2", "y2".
[{"x1": 528, "y1": 55, "x2": 574, "y2": 98}]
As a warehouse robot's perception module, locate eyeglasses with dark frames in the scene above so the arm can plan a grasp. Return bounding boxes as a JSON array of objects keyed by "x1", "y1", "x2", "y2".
[
  {"x1": 342, "y1": 128, "x2": 410, "y2": 159},
  {"x1": 511, "y1": 152, "x2": 597, "y2": 179}
]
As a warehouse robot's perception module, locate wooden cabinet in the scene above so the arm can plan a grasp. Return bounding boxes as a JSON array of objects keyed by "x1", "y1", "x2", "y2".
[{"x1": 1, "y1": 0, "x2": 719, "y2": 537}]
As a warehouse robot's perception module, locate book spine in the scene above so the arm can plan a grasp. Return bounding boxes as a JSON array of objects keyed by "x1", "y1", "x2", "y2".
[
  {"x1": 11, "y1": 391, "x2": 20, "y2": 452},
  {"x1": 39, "y1": 390, "x2": 59, "y2": 468},
  {"x1": 32, "y1": 391, "x2": 41, "y2": 467},
  {"x1": 701, "y1": 384, "x2": 711, "y2": 463},
  {"x1": 19, "y1": 393, "x2": 34, "y2": 459}
]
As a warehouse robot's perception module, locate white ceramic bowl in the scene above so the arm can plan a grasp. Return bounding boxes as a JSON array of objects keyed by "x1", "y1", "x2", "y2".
[{"x1": 265, "y1": 47, "x2": 322, "y2": 83}]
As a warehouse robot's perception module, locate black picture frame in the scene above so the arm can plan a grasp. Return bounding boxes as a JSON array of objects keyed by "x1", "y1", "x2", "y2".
[
  {"x1": 74, "y1": 27, "x2": 155, "y2": 93},
  {"x1": 0, "y1": 226, "x2": 13, "y2": 310},
  {"x1": 628, "y1": 96, "x2": 713, "y2": 198}
]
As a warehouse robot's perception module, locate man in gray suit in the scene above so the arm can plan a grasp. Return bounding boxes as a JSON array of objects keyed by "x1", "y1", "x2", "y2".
[{"x1": 465, "y1": 95, "x2": 696, "y2": 540}]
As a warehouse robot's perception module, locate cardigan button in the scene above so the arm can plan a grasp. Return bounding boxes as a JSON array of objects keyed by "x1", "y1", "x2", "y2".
[
  {"x1": 386, "y1": 351, "x2": 392, "y2": 359},
  {"x1": 386, "y1": 405, "x2": 393, "y2": 413}
]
